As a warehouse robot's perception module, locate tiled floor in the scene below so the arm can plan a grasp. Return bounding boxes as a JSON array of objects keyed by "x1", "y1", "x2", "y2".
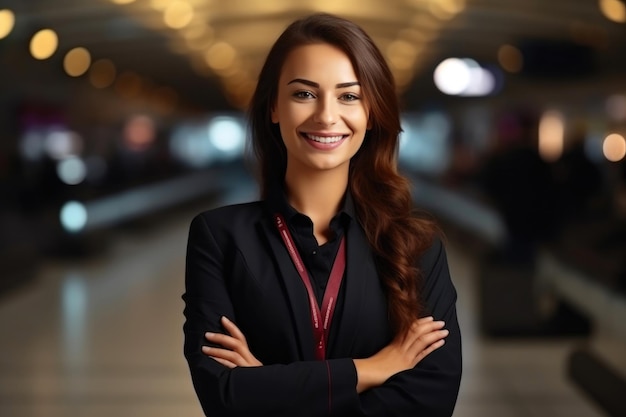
[{"x1": 0, "y1": 197, "x2": 609, "y2": 416}]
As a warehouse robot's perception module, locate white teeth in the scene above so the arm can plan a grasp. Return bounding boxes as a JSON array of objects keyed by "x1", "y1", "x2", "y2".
[{"x1": 305, "y1": 134, "x2": 344, "y2": 143}]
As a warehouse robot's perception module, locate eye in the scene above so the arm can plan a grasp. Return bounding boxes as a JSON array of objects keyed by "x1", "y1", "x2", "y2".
[
  {"x1": 293, "y1": 90, "x2": 315, "y2": 99},
  {"x1": 340, "y1": 93, "x2": 360, "y2": 102}
]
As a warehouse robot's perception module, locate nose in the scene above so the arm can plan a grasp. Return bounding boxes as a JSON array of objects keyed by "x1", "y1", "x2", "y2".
[{"x1": 313, "y1": 96, "x2": 338, "y2": 126}]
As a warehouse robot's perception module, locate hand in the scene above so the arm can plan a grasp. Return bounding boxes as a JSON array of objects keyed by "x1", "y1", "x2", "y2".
[
  {"x1": 202, "y1": 316, "x2": 263, "y2": 368},
  {"x1": 353, "y1": 316, "x2": 448, "y2": 393}
]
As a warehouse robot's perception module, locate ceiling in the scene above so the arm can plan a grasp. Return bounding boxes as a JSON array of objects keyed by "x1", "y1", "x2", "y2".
[{"x1": 1, "y1": 0, "x2": 626, "y2": 113}]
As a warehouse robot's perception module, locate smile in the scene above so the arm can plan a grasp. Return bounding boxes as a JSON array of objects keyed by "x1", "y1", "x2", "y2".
[{"x1": 301, "y1": 133, "x2": 347, "y2": 144}]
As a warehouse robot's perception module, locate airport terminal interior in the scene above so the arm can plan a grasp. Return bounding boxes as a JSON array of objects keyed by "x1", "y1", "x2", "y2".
[{"x1": 1, "y1": 1, "x2": 625, "y2": 416}]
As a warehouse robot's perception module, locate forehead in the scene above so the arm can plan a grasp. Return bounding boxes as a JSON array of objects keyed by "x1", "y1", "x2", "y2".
[{"x1": 279, "y1": 43, "x2": 358, "y2": 84}]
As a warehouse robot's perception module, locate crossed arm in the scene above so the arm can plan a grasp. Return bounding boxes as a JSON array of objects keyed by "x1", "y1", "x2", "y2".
[{"x1": 204, "y1": 315, "x2": 449, "y2": 394}]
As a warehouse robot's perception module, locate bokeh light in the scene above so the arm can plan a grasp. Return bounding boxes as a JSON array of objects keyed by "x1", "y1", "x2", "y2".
[
  {"x1": 205, "y1": 42, "x2": 236, "y2": 72},
  {"x1": 434, "y1": 58, "x2": 471, "y2": 95},
  {"x1": 538, "y1": 110, "x2": 565, "y2": 162},
  {"x1": 0, "y1": 9, "x2": 16, "y2": 40},
  {"x1": 30, "y1": 29, "x2": 58, "y2": 60},
  {"x1": 45, "y1": 129, "x2": 84, "y2": 160},
  {"x1": 64, "y1": 47, "x2": 91, "y2": 77},
  {"x1": 57, "y1": 157, "x2": 87, "y2": 185},
  {"x1": 599, "y1": 0, "x2": 626, "y2": 23},
  {"x1": 207, "y1": 116, "x2": 245, "y2": 156},
  {"x1": 60, "y1": 201, "x2": 88, "y2": 233},
  {"x1": 498, "y1": 44, "x2": 523, "y2": 73},
  {"x1": 164, "y1": 1, "x2": 194, "y2": 29},
  {"x1": 89, "y1": 59, "x2": 117, "y2": 88},
  {"x1": 434, "y1": 58, "x2": 496, "y2": 96},
  {"x1": 603, "y1": 133, "x2": 626, "y2": 161},
  {"x1": 123, "y1": 115, "x2": 156, "y2": 151}
]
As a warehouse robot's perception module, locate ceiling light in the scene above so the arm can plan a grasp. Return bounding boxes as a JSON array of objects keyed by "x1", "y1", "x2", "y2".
[
  {"x1": 0, "y1": 9, "x2": 15, "y2": 40},
  {"x1": 205, "y1": 42, "x2": 236, "y2": 71},
  {"x1": 89, "y1": 59, "x2": 117, "y2": 89},
  {"x1": 64, "y1": 47, "x2": 91, "y2": 77},
  {"x1": 538, "y1": 110, "x2": 565, "y2": 162},
  {"x1": 30, "y1": 29, "x2": 58, "y2": 60},
  {"x1": 599, "y1": 0, "x2": 626, "y2": 23},
  {"x1": 164, "y1": 1, "x2": 194, "y2": 29},
  {"x1": 497, "y1": 44, "x2": 523, "y2": 73},
  {"x1": 603, "y1": 133, "x2": 626, "y2": 161}
]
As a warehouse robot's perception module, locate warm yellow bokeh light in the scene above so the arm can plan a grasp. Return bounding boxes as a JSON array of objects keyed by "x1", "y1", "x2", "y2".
[
  {"x1": 64, "y1": 47, "x2": 91, "y2": 77},
  {"x1": 164, "y1": 1, "x2": 194, "y2": 29},
  {"x1": 538, "y1": 110, "x2": 565, "y2": 162},
  {"x1": 603, "y1": 133, "x2": 626, "y2": 161},
  {"x1": 0, "y1": 9, "x2": 16, "y2": 40},
  {"x1": 599, "y1": 0, "x2": 626, "y2": 23},
  {"x1": 182, "y1": 23, "x2": 214, "y2": 50},
  {"x1": 429, "y1": 0, "x2": 466, "y2": 20},
  {"x1": 89, "y1": 59, "x2": 117, "y2": 88},
  {"x1": 111, "y1": 0, "x2": 137, "y2": 4},
  {"x1": 205, "y1": 42, "x2": 236, "y2": 71},
  {"x1": 498, "y1": 44, "x2": 523, "y2": 73},
  {"x1": 151, "y1": 0, "x2": 173, "y2": 10},
  {"x1": 30, "y1": 29, "x2": 59, "y2": 60}
]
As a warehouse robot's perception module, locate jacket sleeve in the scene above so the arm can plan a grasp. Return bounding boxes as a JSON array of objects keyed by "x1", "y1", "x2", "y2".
[
  {"x1": 182, "y1": 213, "x2": 359, "y2": 417},
  {"x1": 357, "y1": 237, "x2": 463, "y2": 417}
]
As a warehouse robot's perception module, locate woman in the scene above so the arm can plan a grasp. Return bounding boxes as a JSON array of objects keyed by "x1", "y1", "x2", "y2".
[{"x1": 183, "y1": 13, "x2": 462, "y2": 417}]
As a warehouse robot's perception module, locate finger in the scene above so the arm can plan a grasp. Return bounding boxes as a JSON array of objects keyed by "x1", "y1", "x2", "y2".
[
  {"x1": 410, "y1": 320, "x2": 445, "y2": 338},
  {"x1": 202, "y1": 346, "x2": 245, "y2": 365},
  {"x1": 401, "y1": 320, "x2": 445, "y2": 346},
  {"x1": 210, "y1": 356, "x2": 238, "y2": 369},
  {"x1": 408, "y1": 328, "x2": 449, "y2": 355},
  {"x1": 414, "y1": 339, "x2": 446, "y2": 364},
  {"x1": 221, "y1": 316, "x2": 247, "y2": 343},
  {"x1": 205, "y1": 332, "x2": 243, "y2": 351}
]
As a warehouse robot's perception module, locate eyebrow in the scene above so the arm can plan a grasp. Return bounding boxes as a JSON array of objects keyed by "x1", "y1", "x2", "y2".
[{"x1": 287, "y1": 78, "x2": 360, "y2": 89}]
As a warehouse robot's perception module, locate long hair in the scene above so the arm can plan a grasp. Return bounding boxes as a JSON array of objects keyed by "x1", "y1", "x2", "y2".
[{"x1": 249, "y1": 13, "x2": 436, "y2": 335}]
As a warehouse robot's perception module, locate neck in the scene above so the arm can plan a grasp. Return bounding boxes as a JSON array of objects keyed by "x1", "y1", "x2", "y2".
[{"x1": 284, "y1": 164, "x2": 349, "y2": 243}]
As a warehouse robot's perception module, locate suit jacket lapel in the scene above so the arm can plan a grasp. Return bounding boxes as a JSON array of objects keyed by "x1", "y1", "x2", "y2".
[
  {"x1": 257, "y1": 217, "x2": 316, "y2": 360},
  {"x1": 329, "y1": 221, "x2": 372, "y2": 356}
]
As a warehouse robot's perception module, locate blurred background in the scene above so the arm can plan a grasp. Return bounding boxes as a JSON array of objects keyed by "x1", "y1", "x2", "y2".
[{"x1": 1, "y1": 0, "x2": 625, "y2": 416}]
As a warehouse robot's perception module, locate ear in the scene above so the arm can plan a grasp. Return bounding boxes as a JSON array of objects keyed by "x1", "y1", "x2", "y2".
[
  {"x1": 271, "y1": 106, "x2": 279, "y2": 124},
  {"x1": 367, "y1": 118, "x2": 373, "y2": 130}
]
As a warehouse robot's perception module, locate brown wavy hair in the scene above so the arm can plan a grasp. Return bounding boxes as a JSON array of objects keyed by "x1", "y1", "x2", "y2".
[{"x1": 249, "y1": 13, "x2": 436, "y2": 335}]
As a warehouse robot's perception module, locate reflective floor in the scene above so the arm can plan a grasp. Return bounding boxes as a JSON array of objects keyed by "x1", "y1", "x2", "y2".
[{"x1": 0, "y1": 195, "x2": 608, "y2": 417}]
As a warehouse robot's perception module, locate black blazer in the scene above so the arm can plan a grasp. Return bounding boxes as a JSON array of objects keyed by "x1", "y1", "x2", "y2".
[{"x1": 183, "y1": 201, "x2": 462, "y2": 417}]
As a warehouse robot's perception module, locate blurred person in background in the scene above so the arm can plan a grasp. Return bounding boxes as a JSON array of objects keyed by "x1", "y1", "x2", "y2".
[
  {"x1": 479, "y1": 110, "x2": 555, "y2": 264},
  {"x1": 182, "y1": 13, "x2": 462, "y2": 417}
]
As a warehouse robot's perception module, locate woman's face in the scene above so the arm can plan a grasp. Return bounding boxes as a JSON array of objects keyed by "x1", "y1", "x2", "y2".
[{"x1": 271, "y1": 43, "x2": 370, "y2": 175}]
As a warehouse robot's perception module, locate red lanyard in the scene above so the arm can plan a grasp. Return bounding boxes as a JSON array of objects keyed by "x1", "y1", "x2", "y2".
[{"x1": 274, "y1": 214, "x2": 346, "y2": 360}]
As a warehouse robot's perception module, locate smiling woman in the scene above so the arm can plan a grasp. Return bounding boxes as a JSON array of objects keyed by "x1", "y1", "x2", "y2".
[
  {"x1": 271, "y1": 43, "x2": 370, "y2": 183},
  {"x1": 183, "y1": 13, "x2": 462, "y2": 417}
]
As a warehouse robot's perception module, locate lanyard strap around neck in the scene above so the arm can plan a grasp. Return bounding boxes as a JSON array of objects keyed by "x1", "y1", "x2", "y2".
[{"x1": 274, "y1": 213, "x2": 346, "y2": 361}]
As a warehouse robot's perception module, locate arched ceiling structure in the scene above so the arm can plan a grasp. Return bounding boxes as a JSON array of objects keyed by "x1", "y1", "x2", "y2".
[{"x1": 2, "y1": 0, "x2": 625, "y2": 112}]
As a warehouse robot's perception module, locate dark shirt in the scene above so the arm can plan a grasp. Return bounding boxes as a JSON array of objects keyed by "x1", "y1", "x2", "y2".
[
  {"x1": 266, "y1": 186, "x2": 355, "y2": 350},
  {"x1": 267, "y1": 185, "x2": 355, "y2": 305}
]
